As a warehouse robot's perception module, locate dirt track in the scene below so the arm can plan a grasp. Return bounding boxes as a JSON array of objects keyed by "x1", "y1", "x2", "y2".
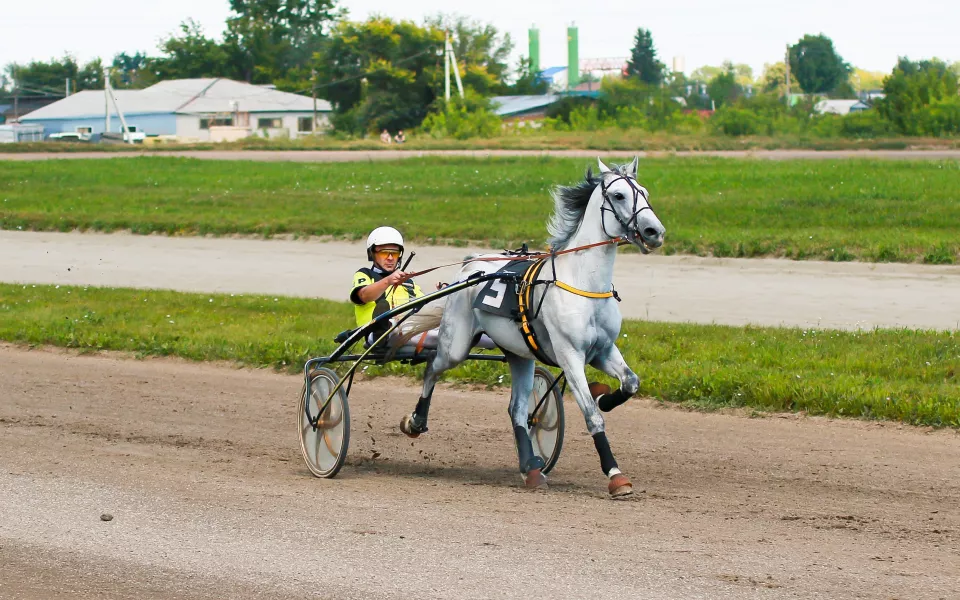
[
  {"x1": 5, "y1": 230, "x2": 960, "y2": 330},
  {"x1": 1, "y1": 344, "x2": 958, "y2": 599},
  {"x1": 3, "y1": 149, "x2": 960, "y2": 162}
]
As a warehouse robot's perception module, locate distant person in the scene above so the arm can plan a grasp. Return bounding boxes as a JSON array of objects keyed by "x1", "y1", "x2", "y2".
[
  {"x1": 380, "y1": 129, "x2": 392, "y2": 144},
  {"x1": 394, "y1": 130, "x2": 406, "y2": 144}
]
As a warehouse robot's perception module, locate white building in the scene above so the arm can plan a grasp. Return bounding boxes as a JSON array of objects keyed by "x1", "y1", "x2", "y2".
[
  {"x1": 814, "y1": 99, "x2": 871, "y2": 116},
  {"x1": 19, "y1": 78, "x2": 333, "y2": 141}
]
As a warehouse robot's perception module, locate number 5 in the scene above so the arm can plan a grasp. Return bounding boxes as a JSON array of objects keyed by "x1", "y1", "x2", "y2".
[{"x1": 480, "y1": 279, "x2": 508, "y2": 308}]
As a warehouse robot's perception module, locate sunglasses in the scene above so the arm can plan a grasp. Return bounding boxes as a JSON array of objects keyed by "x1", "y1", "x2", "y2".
[{"x1": 376, "y1": 250, "x2": 401, "y2": 259}]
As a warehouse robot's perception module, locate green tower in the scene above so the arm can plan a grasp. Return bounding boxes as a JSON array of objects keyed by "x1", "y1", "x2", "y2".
[
  {"x1": 528, "y1": 27, "x2": 540, "y2": 74},
  {"x1": 567, "y1": 24, "x2": 579, "y2": 90}
]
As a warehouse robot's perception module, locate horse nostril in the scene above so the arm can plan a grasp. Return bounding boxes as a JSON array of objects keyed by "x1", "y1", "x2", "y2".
[{"x1": 642, "y1": 227, "x2": 661, "y2": 240}]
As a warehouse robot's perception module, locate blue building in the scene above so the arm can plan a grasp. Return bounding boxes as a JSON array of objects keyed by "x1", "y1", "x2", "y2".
[{"x1": 20, "y1": 78, "x2": 332, "y2": 141}]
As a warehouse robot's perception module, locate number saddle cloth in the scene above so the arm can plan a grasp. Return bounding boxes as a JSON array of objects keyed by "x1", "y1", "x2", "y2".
[{"x1": 472, "y1": 258, "x2": 557, "y2": 367}]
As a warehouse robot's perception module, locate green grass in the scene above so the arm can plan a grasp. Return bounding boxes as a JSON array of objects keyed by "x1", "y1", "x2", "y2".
[
  {"x1": 2, "y1": 156, "x2": 959, "y2": 263},
  {"x1": 1, "y1": 283, "x2": 957, "y2": 427}
]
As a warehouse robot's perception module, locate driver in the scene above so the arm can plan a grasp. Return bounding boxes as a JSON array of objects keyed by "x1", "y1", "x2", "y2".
[{"x1": 351, "y1": 226, "x2": 424, "y2": 343}]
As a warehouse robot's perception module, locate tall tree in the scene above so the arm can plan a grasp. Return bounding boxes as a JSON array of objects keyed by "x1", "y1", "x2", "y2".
[
  {"x1": 425, "y1": 15, "x2": 512, "y2": 83},
  {"x1": 225, "y1": 0, "x2": 338, "y2": 83},
  {"x1": 152, "y1": 20, "x2": 233, "y2": 80},
  {"x1": 788, "y1": 34, "x2": 851, "y2": 94},
  {"x1": 625, "y1": 28, "x2": 665, "y2": 85},
  {"x1": 707, "y1": 66, "x2": 742, "y2": 108},
  {"x1": 877, "y1": 57, "x2": 960, "y2": 134},
  {"x1": 760, "y1": 62, "x2": 799, "y2": 94},
  {"x1": 315, "y1": 18, "x2": 444, "y2": 133}
]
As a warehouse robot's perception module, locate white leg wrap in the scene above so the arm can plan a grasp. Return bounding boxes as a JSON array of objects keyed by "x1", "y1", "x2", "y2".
[{"x1": 607, "y1": 467, "x2": 622, "y2": 478}]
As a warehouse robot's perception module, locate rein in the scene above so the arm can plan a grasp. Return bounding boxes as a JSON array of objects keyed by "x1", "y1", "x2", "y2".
[{"x1": 403, "y1": 236, "x2": 627, "y2": 279}]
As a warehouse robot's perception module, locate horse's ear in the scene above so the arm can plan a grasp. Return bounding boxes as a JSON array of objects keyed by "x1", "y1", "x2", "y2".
[
  {"x1": 628, "y1": 156, "x2": 639, "y2": 177},
  {"x1": 597, "y1": 158, "x2": 612, "y2": 174}
]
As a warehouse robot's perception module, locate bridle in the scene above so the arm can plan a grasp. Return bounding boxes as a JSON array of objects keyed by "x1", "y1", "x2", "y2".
[{"x1": 599, "y1": 174, "x2": 655, "y2": 243}]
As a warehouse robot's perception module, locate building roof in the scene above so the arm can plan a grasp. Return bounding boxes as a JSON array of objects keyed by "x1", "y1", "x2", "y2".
[
  {"x1": 814, "y1": 99, "x2": 870, "y2": 115},
  {"x1": 490, "y1": 94, "x2": 562, "y2": 117},
  {"x1": 20, "y1": 79, "x2": 331, "y2": 121}
]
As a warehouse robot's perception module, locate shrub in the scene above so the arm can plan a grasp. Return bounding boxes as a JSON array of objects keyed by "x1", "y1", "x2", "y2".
[
  {"x1": 709, "y1": 107, "x2": 770, "y2": 136},
  {"x1": 839, "y1": 110, "x2": 891, "y2": 138}
]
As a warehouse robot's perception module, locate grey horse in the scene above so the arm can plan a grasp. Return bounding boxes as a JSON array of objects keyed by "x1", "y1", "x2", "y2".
[{"x1": 401, "y1": 157, "x2": 666, "y2": 497}]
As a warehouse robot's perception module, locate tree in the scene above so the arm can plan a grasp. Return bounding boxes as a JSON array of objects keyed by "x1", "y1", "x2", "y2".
[
  {"x1": 314, "y1": 18, "x2": 444, "y2": 133},
  {"x1": 425, "y1": 15, "x2": 512, "y2": 84},
  {"x1": 77, "y1": 58, "x2": 105, "y2": 90},
  {"x1": 788, "y1": 34, "x2": 851, "y2": 94},
  {"x1": 502, "y1": 57, "x2": 547, "y2": 95},
  {"x1": 877, "y1": 57, "x2": 960, "y2": 135},
  {"x1": 691, "y1": 62, "x2": 752, "y2": 87},
  {"x1": 152, "y1": 20, "x2": 233, "y2": 80},
  {"x1": 225, "y1": 0, "x2": 338, "y2": 83},
  {"x1": 760, "y1": 62, "x2": 799, "y2": 95},
  {"x1": 707, "y1": 67, "x2": 742, "y2": 108},
  {"x1": 625, "y1": 28, "x2": 665, "y2": 85},
  {"x1": 851, "y1": 68, "x2": 887, "y2": 92},
  {"x1": 112, "y1": 52, "x2": 156, "y2": 88},
  {"x1": 5, "y1": 56, "x2": 77, "y2": 95}
]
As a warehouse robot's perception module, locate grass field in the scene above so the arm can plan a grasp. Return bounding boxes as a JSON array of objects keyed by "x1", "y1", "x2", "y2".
[
  {"x1": 2, "y1": 283, "x2": 957, "y2": 427},
  {"x1": 2, "y1": 156, "x2": 959, "y2": 263}
]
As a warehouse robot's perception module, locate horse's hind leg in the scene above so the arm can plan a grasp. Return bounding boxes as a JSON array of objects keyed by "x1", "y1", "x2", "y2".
[
  {"x1": 589, "y1": 345, "x2": 640, "y2": 413},
  {"x1": 504, "y1": 353, "x2": 546, "y2": 489},
  {"x1": 400, "y1": 297, "x2": 474, "y2": 438}
]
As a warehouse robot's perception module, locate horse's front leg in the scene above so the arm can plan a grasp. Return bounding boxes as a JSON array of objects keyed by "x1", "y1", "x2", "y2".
[
  {"x1": 589, "y1": 345, "x2": 640, "y2": 413},
  {"x1": 554, "y1": 348, "x2": 634, "y2": 498},
  {"x1": 504, "y1": 354, "x2": 545, "y2": 488}
]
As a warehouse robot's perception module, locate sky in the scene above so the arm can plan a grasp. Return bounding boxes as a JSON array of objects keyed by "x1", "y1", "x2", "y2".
[{"x1": 3, "y1": 0, "x2": 958, "y2": 80}]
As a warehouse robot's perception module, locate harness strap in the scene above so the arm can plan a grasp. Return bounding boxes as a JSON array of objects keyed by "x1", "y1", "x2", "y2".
[
  {"x1": 554, "y1": 281, "x2": 614, "y2": 299},
  {"x1": 517, "y1": 259, "x2": 557, "y2": 367}
]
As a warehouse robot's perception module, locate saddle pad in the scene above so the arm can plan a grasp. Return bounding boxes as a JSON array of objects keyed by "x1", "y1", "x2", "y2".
[{"x1": 471, "y1": 259, "x2": 534, "y2": 318}]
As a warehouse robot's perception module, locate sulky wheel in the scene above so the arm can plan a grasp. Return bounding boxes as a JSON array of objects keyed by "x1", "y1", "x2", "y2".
[
  {"x1": 528, "y1": 366, "x2": 565, "y2": 474},
  {"x1": 298, "y1": 367, "x2": 350, "y2": 478}
]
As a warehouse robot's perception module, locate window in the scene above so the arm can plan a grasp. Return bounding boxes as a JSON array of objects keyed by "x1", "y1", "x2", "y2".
[
  {"x1": 257, "y1": 117, "x2": 282, "y2": 129},
  {"x1": 75, "y1": 126, "x2": 93, "y2": 134},
  {"x1": 298, "y1": 117, "x2": 314, "y2": 132},
  {"x1": 199, "y1": 117, "x2": 233, "y2": 130}
]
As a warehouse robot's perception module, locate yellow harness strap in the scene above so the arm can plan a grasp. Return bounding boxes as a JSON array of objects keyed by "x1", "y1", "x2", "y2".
[
  {"x1": 553, "y1": 281, "x2": 614, "y2": 299},
  {"x1": 516, "y1": 258, "x2": 614, "y2": 366}
]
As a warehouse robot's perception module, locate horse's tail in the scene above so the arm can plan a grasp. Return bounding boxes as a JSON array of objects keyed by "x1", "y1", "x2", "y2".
[{"x1": 391, "y1": 296, "x2": 447, "y2": 347}]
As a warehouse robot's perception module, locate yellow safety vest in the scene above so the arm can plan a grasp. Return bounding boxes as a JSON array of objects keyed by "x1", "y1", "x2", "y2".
[{"x1": 350, "y1": 266, "x2": 424, "y2": 327}]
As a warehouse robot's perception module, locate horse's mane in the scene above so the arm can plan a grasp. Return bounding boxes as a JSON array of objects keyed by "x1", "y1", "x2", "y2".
[{"x1": 547, "y1": 163, "x2": 629, "y2": 250}]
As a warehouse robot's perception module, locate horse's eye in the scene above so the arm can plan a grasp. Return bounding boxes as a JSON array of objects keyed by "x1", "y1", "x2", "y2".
[{"x1": 614, "y1": 192, "x2": 625, "y2": 200}]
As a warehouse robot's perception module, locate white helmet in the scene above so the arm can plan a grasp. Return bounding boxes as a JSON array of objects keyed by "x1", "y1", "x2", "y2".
[{"x1": 366, "y1": 226, "x2": 405, "y2": 260}]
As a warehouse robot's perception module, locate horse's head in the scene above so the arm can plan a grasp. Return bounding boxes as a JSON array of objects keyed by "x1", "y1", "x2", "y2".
[{"x1": 597, "y1": 157, "x2": 665, "y2": 254}]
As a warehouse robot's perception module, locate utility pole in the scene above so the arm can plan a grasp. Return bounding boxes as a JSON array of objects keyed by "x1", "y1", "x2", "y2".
[
  {"x1": 444, "y1": 32, "x2": 451, "y2": 102},
  {"x1": 105, "y1": 75, "x2": 111, "y2": 133},
  {"x1": 443, "y1": 34, "x2": 463, "y2": 101},
  {"x1": 784, "y1": 44, "x2": 791, "y2": 108},
  {"x1": 311, "y1": 68, "x2": 318, "y2": 135},
  {"x1": 13, "y1": 86, "x2": 18, "y2": 122},
  {"x1": 66, "y1": 78, "x2": 71, "y2": 97}
]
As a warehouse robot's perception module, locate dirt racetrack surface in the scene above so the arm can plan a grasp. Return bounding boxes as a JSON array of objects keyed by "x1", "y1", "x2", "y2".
[
  {"x1": 1, "y1": 344, "x2": 958, "y2": 599},
  {"x1": 6, "y1": 230, "x2": 960, "y2": 330},
  {"x1": 3, "y1": 149, "x2": 960, "y2": 162}
]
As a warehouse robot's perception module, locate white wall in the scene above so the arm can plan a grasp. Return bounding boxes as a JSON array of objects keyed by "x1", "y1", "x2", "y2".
[{"x1": 177, "y1": 111, "x2": 331, "y2": 141}]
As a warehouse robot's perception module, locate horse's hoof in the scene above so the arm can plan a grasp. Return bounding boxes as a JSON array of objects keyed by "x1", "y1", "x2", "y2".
[
  {"x1": 400, "y1": 414, "x2": 426, "y2": 438},
  {"x1": 608, "y1": 474, "x2": 633, "y2": 498},
  {"x1": 524, "y1": 468, "x2": 548, "y2": 490},
  {"x1": 589, "y1": 382, "x2": 612, "y2": 400}
]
